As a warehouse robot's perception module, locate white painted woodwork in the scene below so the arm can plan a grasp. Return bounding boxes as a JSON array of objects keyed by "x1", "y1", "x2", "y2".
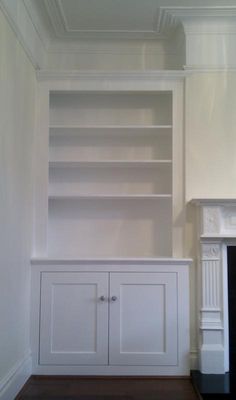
[
  {"x1": 33, "y1": 73, "x2": 185, "y2": 260},
  {"x1": 49, "y1": 127, "x2": 172, "y2": 162},
  {"x1": 42, "y1": 86, "x2": 177, "y2": 259},
  {"x1": 31, "y1": 260, "x2": 190, "y2": 375},
  {"x1": 193, "y1": 199, "x2": 236, "y2": 374},
  {"x1": 3, "y1": 1, "x2": 236, "y2": 70},
  {"x1": 49, "y1": 92, "x2": 172, "y2": 126},
  {"x1": 109, "y1": 273, "x2": 177, "y2": 366},
  {"x1": 31, "y1": 73, "x2": 188, "y2": 376},
  {"x1": 47, "y1": 197, "x2": 172, "y2": 258},
  {"x1": 40, "y1": 272, "x2": 109, "y2": 365},
  {"x1": 49, "y1": 163, "x2": 172, "y2": 196}
]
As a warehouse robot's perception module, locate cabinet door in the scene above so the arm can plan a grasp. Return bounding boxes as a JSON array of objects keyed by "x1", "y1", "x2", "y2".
[
  {"x1": 109, "y1": 272, "x2": 177, "y2": 366},
  {"x1": 40, "y1": 272, "x2": 108, "y2": 365}
]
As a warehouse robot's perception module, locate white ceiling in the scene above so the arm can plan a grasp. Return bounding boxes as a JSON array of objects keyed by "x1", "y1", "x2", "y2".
[{"x1": 25, "y1": 0, "x2": 236, "y2": 41}]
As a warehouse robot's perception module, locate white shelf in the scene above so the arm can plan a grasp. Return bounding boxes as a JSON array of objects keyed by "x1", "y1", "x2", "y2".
[
  {"x1": 50, "y1": 125, "x2": 172, "y2": 130},
  {"x1": 49, "y1": 160, "x2": 172, "y2": 168},
  {"x1": 47, "y1": 90, "x2": 174, "y2": 259},
  {"x1": 48, "y1": 194, "x2": 172, "y2": 200},
  {"x1": 31, "y1": 257, "x2": 192, "y2": 266}
]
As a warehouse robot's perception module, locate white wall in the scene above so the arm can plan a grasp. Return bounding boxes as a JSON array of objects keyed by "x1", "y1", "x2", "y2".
[
  {"x1": 0, "y1": 8, "x2": 36, "y2": 396},
  {"x1": 46, "y1": 37, "x2": 185, "y2": 71},
  {"x1": 184, "y1": 72, "x2": 236, "y2": 367},
  {"x1": 185, "y1": 72, "x2": 236, "y2": 201}
]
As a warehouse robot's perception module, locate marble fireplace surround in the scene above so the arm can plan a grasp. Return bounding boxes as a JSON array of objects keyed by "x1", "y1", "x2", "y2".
[{"x1": 193, "y1": 199, "x2": 236, "y2": 374}]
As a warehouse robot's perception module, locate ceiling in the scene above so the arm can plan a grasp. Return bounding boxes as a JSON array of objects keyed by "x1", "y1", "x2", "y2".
[{"x1": 25, "y1": 0, "x2": 236, "y2": 42}]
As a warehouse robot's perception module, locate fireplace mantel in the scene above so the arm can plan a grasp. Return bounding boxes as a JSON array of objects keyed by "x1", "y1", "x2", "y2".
[{"x1": 193, "y1": 199, "x2": 236, "y2": 374}]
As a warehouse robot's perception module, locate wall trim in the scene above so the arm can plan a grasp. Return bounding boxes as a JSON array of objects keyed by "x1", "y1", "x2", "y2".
[
  {"x1": 0, "y1": 354, "x2": 32, "y2": 400},
  {"x1": 184, "y1": 66, "x2": 236, "y2": 72},
  {"x1": 36, "y1": 69, "x2": 188, "y2": 82},
  {"x1": 0, "y1": 0, "x2": 45, "y2": 69},
  {"x1": 162, "y1": 6, "x2": 236, "y2": 19}
]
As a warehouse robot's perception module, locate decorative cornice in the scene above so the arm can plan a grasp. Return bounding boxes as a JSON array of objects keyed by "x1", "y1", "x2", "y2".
[
  {"x1": 162, "y1": 6, "x2": 236, "y2": 19},
  {"x1": 44, "y1": 0, "x2": 176, "y2": 40},
  {"x1": 0, "y1": 0, "x2": 46, "y2": 68},
  {"x1": 161, "y1": 7, "x2": 236, "y2": 36}
]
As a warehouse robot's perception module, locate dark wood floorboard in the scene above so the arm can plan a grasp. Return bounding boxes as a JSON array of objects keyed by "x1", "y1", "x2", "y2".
[{"x1": 15, "y1": 376, "x2": 200, "y2": 400}]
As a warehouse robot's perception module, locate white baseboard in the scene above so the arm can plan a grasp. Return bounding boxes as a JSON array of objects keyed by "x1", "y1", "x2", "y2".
[{"x1": 0, "y1": 354, "x2": 32, "y2": 400}]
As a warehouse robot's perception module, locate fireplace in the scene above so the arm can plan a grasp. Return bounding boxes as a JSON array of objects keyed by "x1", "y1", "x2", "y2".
[
  {"x1": 193, "y1": 199, "x2": 236, "y2": 374},
  {"x1": 227, "y1": 246, "x2": 236, "y2": 375}
]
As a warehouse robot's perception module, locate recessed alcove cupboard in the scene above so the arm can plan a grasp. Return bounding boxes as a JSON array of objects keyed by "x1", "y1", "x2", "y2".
[{"x1": 31, "y1": 71, "x2": 191, "y2": 376}]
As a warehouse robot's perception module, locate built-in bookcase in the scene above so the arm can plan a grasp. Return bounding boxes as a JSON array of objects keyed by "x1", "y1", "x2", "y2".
[{"x1": 47, "y1": 91, "x2": 173, "y2": 258}]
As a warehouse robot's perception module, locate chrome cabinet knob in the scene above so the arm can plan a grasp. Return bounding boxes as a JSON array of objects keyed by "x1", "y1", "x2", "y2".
[
  {"x1": 99, "y1": 296, "x2": 106, "y2": 301},
  {"x1": 111, "y1": 296, "x2": 117, "y2": 301}
]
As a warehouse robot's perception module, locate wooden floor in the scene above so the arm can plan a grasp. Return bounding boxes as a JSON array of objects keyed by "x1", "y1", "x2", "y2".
[{"x1": 16, "y1": 376, "x2": 200, "y2": 400}]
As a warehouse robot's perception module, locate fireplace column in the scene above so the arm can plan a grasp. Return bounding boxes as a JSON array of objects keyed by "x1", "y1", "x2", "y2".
[
  {"x1": 200, "y1": 240, "x2": 224, "y2": 373},
  {"x1": 193, "y1": 200, "x2": 236, "y2": 374}
]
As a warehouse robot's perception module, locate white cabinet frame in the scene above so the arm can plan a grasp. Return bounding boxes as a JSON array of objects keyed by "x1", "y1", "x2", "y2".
[
  {"x1": 33, "y1": 71, "x2": 185, "y2": 259},
  {"x1": 31, "y1": 259, "x2": 191, "y2": 375}
]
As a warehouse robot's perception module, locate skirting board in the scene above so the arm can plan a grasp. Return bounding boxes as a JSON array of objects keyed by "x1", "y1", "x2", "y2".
[{"x1": 0, "y1": 354, "x2": 32, "y2": 400}]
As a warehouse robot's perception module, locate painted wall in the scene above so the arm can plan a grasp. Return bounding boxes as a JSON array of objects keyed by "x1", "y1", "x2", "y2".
[
  {"x1": 185, "y1": 72, "x2": 236, "y2": 202},
  {"x1": 46, "y1": 33, "x2": 185, "y2": 71},
  {"x1": 0, "y1": 7, "x2": 36, "y2": 389},
  {"x1": 184, "y1": 72, "x2": 236, "y2": 366}
]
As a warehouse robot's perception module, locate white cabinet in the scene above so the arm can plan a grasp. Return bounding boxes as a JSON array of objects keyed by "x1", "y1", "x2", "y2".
[
  {"x1": 109, "y1": 272, "x2": 178, "y2": 366},
  {"x1": 40, "y1": 272, "x2": 109, "y2": 365},
  {"x1": 32, "y1": 74, "x2": 189, "y2": 376},
  {"x1": 39, "y1": 271, "x2": 178, "y2": 367}
]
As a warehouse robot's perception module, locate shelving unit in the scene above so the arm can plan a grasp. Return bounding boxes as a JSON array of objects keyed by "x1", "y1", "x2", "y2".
[
  {"x1": 32, "y1": 73, "x2": 190, "y2": 376},
  {"x1": 47, "y1": 91, "x2": 173, "y2": 258}
]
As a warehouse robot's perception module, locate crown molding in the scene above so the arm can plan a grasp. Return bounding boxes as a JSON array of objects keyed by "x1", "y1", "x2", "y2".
[
  {"x1": 162, "y1": 6, "x2": 236, "y2": 18},
  {"x1": 0, "y1": 0, "x2": 46, "y2": 68},
  {"x1": 36, "y1": 69, "x2": 188, "y2": 82},
  {"x1": 161, "y1": 6, "x2": 236, "y2": 34},
  {"x1": 43, "y1": 0, "x2": 178, "y2": 40},
  {"x1": 22, "y1": 0, "x2": 50, "y2": 50}
]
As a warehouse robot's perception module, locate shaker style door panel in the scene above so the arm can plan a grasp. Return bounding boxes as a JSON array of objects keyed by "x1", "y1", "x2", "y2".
[
  {"x1": 39, "y1": 272, "x2": 109, "y2": 365},
  {"x1": 109, "y1": 272, "x2": 178, "y2": 366}
]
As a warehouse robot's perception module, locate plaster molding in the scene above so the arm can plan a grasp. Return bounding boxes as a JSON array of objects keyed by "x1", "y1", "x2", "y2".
[
  {"x1": 0, "y1": 0, "x2": 46, "y2": 68},
  {"x1": 201, "y1": 243, "x2": 221, "y2": 259},
  {"x1": 202, "y1": 207, "x2": 221, "y2": 236},
  {"x1": 162, "y1": 6, "x2": 236, "y2": 69},
  {"x1": 162, "y1": 6, "x2": 236, "y2": 20},
  {"x1": 161, "y1": 6, "x2": 236, "y2": 35},
  {"x1": 44, "y1": 0, "x2": 173, "y2": 40}
]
